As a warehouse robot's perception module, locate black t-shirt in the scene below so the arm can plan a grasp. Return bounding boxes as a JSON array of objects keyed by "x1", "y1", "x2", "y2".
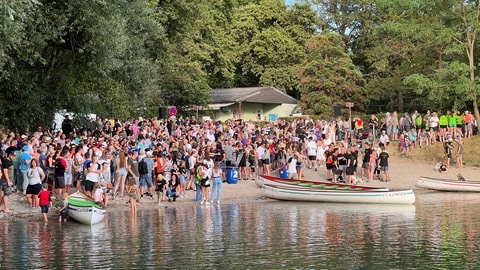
[
  {"x1": 363, "y1": 148, "x2": 371, "y2": 162},
  {"x1": 169, "y1": 180, "x2": 178, "y2": 192},
  {"x1": 338, "y1": 153, "x2": 347, "y2": 166},
  {"x1": 213, "y1": 149, "x2": 225, "y2": 162},
  {"x1": 156, "y1": 179, "x2": 167, "y2": 191},
  {"x1": 54, "y1": 158, "x2": 66, "y2": 176},
  {"x1": 378, "y1": 152, "x2": 389, "y2": 166},
  {"x1": 1, "y1": 158, "x2": 13, "y2": 181},
  {"x1": 345, "y1": 153, "x2": 356, "y2": 168}
]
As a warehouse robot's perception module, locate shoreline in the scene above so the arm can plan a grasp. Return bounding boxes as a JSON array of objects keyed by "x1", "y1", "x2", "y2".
[{"x1": 1, "y1": 151, "x2": 478, "y2": 222}]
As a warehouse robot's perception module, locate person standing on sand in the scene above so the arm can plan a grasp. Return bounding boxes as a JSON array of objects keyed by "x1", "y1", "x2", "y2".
[
  {"x1": 54, "y1": 150, "x2": 68, "y2": 198},
  {"x1": 368, "y1": 145, "x2": 378, "y2": 181},
  {"x1": 444, "y1": 137, "x2": 454, "y2": 170},
  {"x1": 127, "y1": 178, "x2": 138, "y2": 216},
  {"x1": 155, "y1": 174, "x2": 167, "y2": 205},
  {"x1": 378, "y1": 147, "x2": 390, "y2": 182},
  {"x1": 287, "y1": 152, "x2": 300, "y2": 180},
  {"x1": 210, "y1": 161, "x2": 223, "y2": 204},
  {"x1": 113, "y1": 150, "x2": 127, "y2": 197},
  {"x1": 38, "y1": 183, "x2": 52, "y2": 222},
  {"x1": 456, "y1": 139, "x2": 464, "y2": 169},
  {"x1": 26, "y1": 159, "x2": 44, "y2": 211},
  {"x1": 305, "y1": 136, "x2": 317, "y2": 171},
  {"x1": 0, "y1": 149, "x2": 15, "y2": 213},
  {"x1": 20, "y1": 145, "x2": 32, "y2": 194},
  {"x1": 361, "y1": 143, "x2": 371, "y2": 181},
  {"x1": 200, "y1": 163, "x2": 211, "y2": 205},
  {"x1": 345, "y1": 148, "x2": 356, "y2": 185}
]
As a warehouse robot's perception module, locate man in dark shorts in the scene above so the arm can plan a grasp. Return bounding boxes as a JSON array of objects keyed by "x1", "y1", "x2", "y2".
[
  {"x1": 54, "y1": 150, "x2": 68, "y2": 198},
  {"x1": 361, "y1": 143, "x2": 371, "y2": 180},
  {"x1": 0, "y1": 148, "x2": 15, "y2": 212}
]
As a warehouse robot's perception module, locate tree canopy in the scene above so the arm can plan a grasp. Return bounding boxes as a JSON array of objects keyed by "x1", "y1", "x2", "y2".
[{"x1": 1, "y1": 0, "x2": 480, "y2": 131}]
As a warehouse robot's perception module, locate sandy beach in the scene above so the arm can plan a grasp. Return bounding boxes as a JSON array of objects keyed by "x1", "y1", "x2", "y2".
[{"x1": 1, "y1": 148, "x2": 477, "y2": 222}]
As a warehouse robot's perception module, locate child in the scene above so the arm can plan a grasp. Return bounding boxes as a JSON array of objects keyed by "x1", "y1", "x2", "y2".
[
  {"x1": 155, "y1": 174, "x2": 167, "y2": 205},
  {"x1": 38, "y1": 183, "x2": 52, "y2": 222},
  {"x1": 457, "y1": 174, "x2": 466, "y2": 182},
  {"x1": 434, "y1": 161, "x2": 447, "y2": 173},
  {"x1": 127, "y1": 178, "x2": 138, "y2": 215},
  {"x1": 58, "y1": 192, "x2": 68, "y2": 222}
]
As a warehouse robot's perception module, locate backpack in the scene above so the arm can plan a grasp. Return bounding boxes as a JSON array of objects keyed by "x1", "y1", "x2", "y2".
[
  {"x1": 325, "y1": 152, "x2": 333, "y2": 165},
  {"x1": 138, "y1": 158, "x2": 148, "y2": 174}
]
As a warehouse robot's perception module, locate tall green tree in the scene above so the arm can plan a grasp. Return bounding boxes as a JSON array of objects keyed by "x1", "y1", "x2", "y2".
[
  {"x1": 298, "y1": 32, "x2": 366, "y2": 117},
  {"x1": 231, "y1": 0, "x2": 318, "y2": 97},
  {"x1": 154, "y1": 0, "x2": 239, "y2": 108},
  {"x1": 0, "y1": 0, "x2": 165, "y2": 131}
]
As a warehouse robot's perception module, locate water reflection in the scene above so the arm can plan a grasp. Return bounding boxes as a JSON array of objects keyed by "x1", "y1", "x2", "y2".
[{"x1": 1, "y1": 194, "x2": 480, "y2": 269}]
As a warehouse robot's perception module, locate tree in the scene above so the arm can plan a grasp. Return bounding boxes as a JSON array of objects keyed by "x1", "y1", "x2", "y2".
[
  {"x1": 231, "y1": 0, "x2": 318, "y2": 97},
  {"x1": 0, "y1": 0, "x2": 166, "y2": 131},
  {"x1": 298, "y1": 32, "x2": 366, "y2": 117}
]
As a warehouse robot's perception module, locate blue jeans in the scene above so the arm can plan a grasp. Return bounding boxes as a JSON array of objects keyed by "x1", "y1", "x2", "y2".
[
  {"x1": 195, "y1": 183, "x2": 202, "y2": 202},
  {"x1": 139, "y1": 173, "x2": 153, "y2": 188},
  {"x1": 210, "y1": 177, "x2": 223, "y2": 202},
  {"x1": 166, "y1": 189, "x2": 178, "y2": 201}
]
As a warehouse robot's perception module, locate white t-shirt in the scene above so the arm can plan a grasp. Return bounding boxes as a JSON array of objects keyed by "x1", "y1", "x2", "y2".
[
  {"x1": 288, "y1": 157, "x2": 298, "y2": 174},
  {"x1": 306, "y1": 141, "x2": 317, "y2": 156},
  {"x1": 430, "y1": 116, "x2": 439, "y2": 128},
  {"x1": 86, "y1": 162, "x2": 101, "y2": 182}
]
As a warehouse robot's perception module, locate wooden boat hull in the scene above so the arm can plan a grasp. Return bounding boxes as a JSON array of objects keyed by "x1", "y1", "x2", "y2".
[
  {"x1": 256, "y1": 175, "x2": 389, "y2": 192},
  {"x1": 262, "y1": 184, "x2": 416, "y2": 204},
  {"x1": 68, "y1": 192, "x2": 106, "y2": 225},
  {"x1": 416, "y1": 176, "x2": 480, "y2": 192}
]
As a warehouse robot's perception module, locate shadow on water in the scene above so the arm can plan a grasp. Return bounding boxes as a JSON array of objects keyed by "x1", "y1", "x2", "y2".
[{"x1": 0, "y1": 197, "x2": 479, "y2": 269}]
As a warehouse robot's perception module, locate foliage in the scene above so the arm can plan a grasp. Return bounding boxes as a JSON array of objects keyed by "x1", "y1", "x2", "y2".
[
  {"x1": 4, "y1": 0, "x2": 480, "y2": 132},
  {"x1": 231, "y1": 0, "x2": 319, "y2": 97},
  {"x1": 298, "y1": 32, "x2": 366, "y2": 118}
]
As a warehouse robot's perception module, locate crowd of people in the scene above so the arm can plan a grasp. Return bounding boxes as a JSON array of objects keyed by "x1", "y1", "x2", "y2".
[{"x1": 0, "y1": 109, "x2": 474, "y2": 218}]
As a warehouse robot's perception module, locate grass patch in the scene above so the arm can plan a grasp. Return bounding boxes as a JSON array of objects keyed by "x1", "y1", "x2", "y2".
[{"x1": 386, "y1": 136, "x2": 480, "y2": 167}]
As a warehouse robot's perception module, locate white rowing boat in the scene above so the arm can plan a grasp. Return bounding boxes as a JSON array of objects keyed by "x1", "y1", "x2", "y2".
[
  {"x1": 68, "y1": 192, "x2": 106, "y2": 225},
  {"x1": 416, "y1": 176, "x2": 480, "y2": 192},
  {"x1": 262, "y1": 184, "x2": 415, "y2": 204},
  {"x1": 256, "y1": 174, "x2": 389, "y2": 191}
]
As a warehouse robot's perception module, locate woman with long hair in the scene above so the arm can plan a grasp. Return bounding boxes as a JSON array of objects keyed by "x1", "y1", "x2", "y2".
[
  {"x1": 26, "y1": 159, "x2": 45, "y2": 211},
  {"x1": 200, "y1": 164, "x2": 211, "y2": 204},
  {"x1": 113, "y1": 150, "x2": 127, "y2": 197},
  {"x1": 210, "y1": 161, "x2": 223, "y2": 204}
]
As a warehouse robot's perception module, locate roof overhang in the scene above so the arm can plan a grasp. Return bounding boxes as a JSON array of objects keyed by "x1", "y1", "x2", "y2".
[{"x1": 207, "y1": 102, "x2": 235, "y2": 110}]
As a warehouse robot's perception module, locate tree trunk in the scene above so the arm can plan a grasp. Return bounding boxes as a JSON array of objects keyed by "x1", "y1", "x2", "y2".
[
  {"x1": 397, "y1": 90, "x2": 404, "y2": 113},
  {"x1": 473, "y1": 99, "x2": 480, "y2": 128}
]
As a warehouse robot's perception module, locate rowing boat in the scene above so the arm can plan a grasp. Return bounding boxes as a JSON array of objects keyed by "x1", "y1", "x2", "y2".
[
  {"x1": 262, "y1": 184, "x2": 416, "y2": 204},
  {"x1": 416, "y1": 176, "x2": 480, "y2": 192},
  {"x1": 68, "y1": 192, "x2": 106, "y2": 225},
  {"x1": 256, "y1": 174, "x2": 389, "y2": 191}
]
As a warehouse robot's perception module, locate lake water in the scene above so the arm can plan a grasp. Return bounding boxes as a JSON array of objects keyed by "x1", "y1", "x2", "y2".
[{"x1": 1, "y1": 192, "x2": 480, "y2": 269}]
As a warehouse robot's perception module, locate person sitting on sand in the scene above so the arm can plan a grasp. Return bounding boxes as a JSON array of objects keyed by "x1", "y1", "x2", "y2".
[
  {"x1": 457, "y1": 174, "x2": 466, "y2": 182},
  {"x1": 434, "y1": 161, "x2": 447, "y2": 173}
]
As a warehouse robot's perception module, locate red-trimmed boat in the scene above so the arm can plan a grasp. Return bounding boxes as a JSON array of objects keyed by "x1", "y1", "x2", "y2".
[{"x1": 256, "y1": 174, "x2": 389, "y2": 192}]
